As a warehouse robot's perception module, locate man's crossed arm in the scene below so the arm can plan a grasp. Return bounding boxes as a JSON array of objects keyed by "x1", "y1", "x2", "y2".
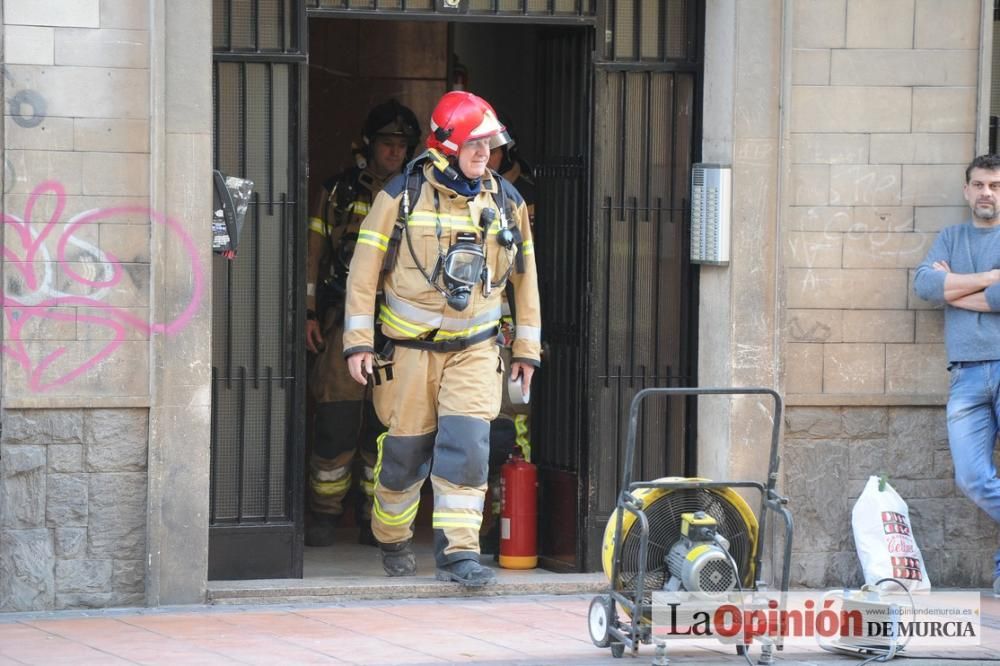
[{"x1": 934, "y1": 261, "x2": 1000, "y2": 312}]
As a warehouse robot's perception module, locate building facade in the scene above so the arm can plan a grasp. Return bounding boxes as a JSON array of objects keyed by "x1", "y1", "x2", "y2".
[{"x1": 0, "y1": 0, "x2": 995, "y2": 611}]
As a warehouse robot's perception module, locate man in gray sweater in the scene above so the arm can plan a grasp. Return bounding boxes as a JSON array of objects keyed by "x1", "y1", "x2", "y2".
[{"x1": 914, "y1": 153, "x2": 1000, "y2": 596}]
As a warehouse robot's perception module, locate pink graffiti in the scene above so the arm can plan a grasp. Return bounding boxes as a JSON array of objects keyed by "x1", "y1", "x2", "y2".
[{"x1": 2, "y1": 180, "x2": 205, "y2": 392}]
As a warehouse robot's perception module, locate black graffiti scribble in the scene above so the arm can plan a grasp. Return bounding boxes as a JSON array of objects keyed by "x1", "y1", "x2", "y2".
[
  {"x1": 9, "y1": 89, "x2": 47, "y2": 128},
  {"x1": 788, "y1": 316, "x2": 832, "y2": 342}
]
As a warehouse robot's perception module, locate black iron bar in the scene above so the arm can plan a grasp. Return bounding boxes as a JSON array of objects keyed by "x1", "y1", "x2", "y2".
[
  {"x1": 628, "y1": 196, "x2": 637, "y2": 389},
  {"x1": 267, "y1": 63, "x2": 275, "y2": 216},
  {"x1": 226, "y1": 0, "x2": 234, "y2": 50},
  {"x1": 237, "y1": 366, "x2": 247, "y2": 521},
  {"x1": 279, "y1": 192, "x2": 289, "y2": 386},
  {"x1": 685, "y1": 0, "x2": 697, "y2": 61},
  {"x1": 213, "y1": 61, "x2": 221, "y2": 167},
  {"x1": 653, "y1": 87, "x2": 667, "y2": 382},
  {"x1": 296, "y1": 0, "x2": 308, "y2": 45},
  {"x1": 595, "y1": 60, "x2": 698, "y2": 73},
  {"x1": 240, "y1": 62, "x2": 248, "y2": 177},
  {"x1": 639, "y1": 364, "x2": 646, "y2": 476},
  {"x1": 225, "y1": 240, "x2": 234, "y2": 389},
  {"x1": 596, "y1": 373, "x2": 687, "y2": 381},
  {"x1": 643, "y1": 72, "x2": 652, "y2": 219},
  {"x1": 600, "y1": 204, "x2": 685, "y2": 212},
  {"x1": 615, "y1": 364, "x2": 624, "y2": 484},
  {"x1": 254, "y1": 0, "x2": 262, "y2": 52},
  {"x1": 617, "y1": 75, "x2": 626, "y2": 210},
  {"x1": 253, "y1": 191, "x2": 261, "y2": 387},
  {"x1": 607, "y1": 0, "x2": 616, "y2": 59},
  {"x1": 280, "y1": 0, "x2": 287, "y2": 51},
  {"x1": 633, "y1": 0, "x2": 641, "y2": 62},
  {"x1": 213, "y1": 52, "x2": 308, "y2": 63},
  {"x1": 602, "y1": 196, "x2": 612, "y2": 386},
  {"x1": 658, "y1": 0, "x2": 666, "y2": 60},
  {"x1": 210, "y1": 367, "x2": 219, "y2": 523},
  {"x1": 669, "y1": 73, "x2": 679, "y2": 226},
  {"x1": 264, "y1": 365, "x2": 273, "y2": 521}
]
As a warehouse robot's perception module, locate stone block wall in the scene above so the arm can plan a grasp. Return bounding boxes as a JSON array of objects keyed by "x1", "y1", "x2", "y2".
[
  {"x1": 783, "y1": 406, "x2": 999, "y2": 588},
  {"x1": 1, "y1": 0, "x2": 212, "y2": 611},
  {"x1": 0, "y1": 409, "x2": 148, "y2": 610},
  {"x1": 779, "y1": 0, "x2": 995, "y2": 587},
  {"x1": 786, "y1": 0, "x2": 979, "y2": 398},
  {"x1": 2, "y1": 0, "x2": 154, "y2": 399}
]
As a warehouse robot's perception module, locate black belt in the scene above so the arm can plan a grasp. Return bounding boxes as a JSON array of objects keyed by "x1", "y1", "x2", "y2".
[
  {"x1": 949, "y1": 360, "x2": 990, "y2": 369},
  {"x1": 389, "y1": 327, "x2": 499, "y2": 354}
]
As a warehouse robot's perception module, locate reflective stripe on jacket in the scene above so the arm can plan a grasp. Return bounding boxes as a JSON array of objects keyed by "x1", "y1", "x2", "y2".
[{"x1": 343, "y1": 163, "x2": 542, "y2": 364}]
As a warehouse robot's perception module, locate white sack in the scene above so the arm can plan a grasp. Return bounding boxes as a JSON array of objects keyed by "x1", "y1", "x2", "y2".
[{"x1": 851, "y1": 475, "x2": 931, "y2": 592}]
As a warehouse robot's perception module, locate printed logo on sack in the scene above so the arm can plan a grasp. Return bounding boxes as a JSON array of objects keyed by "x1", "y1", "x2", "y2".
[
  {"x1": 891, "y1": 556, "x2": 923, "y2": 582},
  {"x1": 881, "y1": 511, "x2": 911, "y2": 536},
  {"x1": 881, "y1": 511, "x2": 922, "y2": 581},
  {"x1": 650, "y1": 591, "x2": 981, "y2": 649}
]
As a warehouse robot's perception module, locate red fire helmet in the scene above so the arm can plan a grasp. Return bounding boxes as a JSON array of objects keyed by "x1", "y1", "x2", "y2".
[{"x1": 427, "y1": 91, "x2": 511, "y2": 157}]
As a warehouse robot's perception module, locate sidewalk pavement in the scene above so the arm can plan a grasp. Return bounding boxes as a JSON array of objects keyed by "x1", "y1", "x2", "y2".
[{"x1": 2, "y1": 591, "x2": 1000, "y2": 665}]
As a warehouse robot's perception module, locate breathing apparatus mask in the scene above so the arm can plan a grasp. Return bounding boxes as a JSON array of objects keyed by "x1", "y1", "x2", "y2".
[{"x1": 441, "y1": 241, "x2": 485, "y2": 311}]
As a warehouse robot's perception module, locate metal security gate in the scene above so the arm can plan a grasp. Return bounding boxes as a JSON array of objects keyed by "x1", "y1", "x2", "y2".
[
  {"x1": 531, "y1": 28, "x2": 592, "y2": 571},
  {"x1": 210, "y1": 0, "x2": 308, "y2": 580},
  {"x1": 584, "y1": 0, "x2": 701, "y2": 569}
]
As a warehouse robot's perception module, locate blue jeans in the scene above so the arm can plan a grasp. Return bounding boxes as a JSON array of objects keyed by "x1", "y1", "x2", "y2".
[{"x1": 947, "y1": 360, "x2": 1000, "y2": 579}]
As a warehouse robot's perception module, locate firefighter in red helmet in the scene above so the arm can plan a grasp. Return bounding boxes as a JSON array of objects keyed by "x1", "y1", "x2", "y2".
[
  {"x1": 305, "y1": 99, "x2": 421, "y2": 548},
  {"x1": 343, "y1": 91, "x2": 542, "y2": 586}
]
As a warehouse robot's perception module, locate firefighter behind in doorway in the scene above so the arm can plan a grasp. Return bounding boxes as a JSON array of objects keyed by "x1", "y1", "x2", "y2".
[
  {"x1": 305, "y1": 99, "x2": 421, "y2": 547},
  {"x1": 488, "y1": 124, "x2": 535, "y2": 224},
  {"x1": 343, "y1": 91, "x2": 542, "y2": 586},
  {"x1": 481, "y1": 122, "x2": 537, "y2": 555}
]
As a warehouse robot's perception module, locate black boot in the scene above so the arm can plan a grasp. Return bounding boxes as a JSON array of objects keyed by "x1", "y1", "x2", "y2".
[
  {"x1": 305, "y1": 512, "x2": 338, "y2": 547},
  {"x1": 435, "y1": 559, "x2": 497, "y2": 588},
  {"x1": 380, "y1": 540, "x2": 416, "y2": 576}
]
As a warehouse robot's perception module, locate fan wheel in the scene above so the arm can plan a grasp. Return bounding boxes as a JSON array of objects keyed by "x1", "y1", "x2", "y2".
[
  {"x1": 588, "y1": 595, "x2": 614, "y2": 648},
  {"x1": 602, "y1": 480, "x2": 759, "y2": 614}
]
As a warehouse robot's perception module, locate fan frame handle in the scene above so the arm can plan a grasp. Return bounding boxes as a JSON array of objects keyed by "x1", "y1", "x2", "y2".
[{"x1": 620, "y1": 386, "x2": 783, "y2": 494}]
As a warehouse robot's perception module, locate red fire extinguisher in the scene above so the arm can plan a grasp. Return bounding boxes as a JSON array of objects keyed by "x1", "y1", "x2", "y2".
[{"x1": 499, "y1": 452, "x2": 537, "y2": 569}]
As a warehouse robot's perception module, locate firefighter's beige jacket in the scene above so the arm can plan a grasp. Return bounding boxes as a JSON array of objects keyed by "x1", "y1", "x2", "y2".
[{"x1": 343, "y1": 163, "x2": 541, "y2": 366}]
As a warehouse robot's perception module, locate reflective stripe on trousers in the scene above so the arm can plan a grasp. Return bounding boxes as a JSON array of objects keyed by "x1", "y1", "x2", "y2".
[{"x1": 370, "y1": 341, "x2": 500, "y2": 564}]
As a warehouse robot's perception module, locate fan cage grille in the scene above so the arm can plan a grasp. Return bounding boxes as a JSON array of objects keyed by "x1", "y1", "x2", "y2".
[{"x1": 616, "y1": 488, "x2": 755, "y2": 606}]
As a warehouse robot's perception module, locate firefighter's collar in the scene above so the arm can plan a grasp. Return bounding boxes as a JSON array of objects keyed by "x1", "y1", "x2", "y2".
[{"x1": 427, "y1": 163, "x2": 493, "y2": 200}]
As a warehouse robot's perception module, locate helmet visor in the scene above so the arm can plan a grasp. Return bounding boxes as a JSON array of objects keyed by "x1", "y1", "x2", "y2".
[{"x1": 487, "y1": 129, "x2": 512, "y2": 150}]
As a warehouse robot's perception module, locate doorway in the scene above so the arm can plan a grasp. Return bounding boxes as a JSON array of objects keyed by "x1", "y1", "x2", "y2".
[{"x1": 303, "y1": 16, "x2": 591, "y2": 576}]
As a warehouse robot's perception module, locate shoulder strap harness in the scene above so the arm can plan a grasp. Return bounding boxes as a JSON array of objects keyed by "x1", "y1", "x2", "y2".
[{"x1": 381, "y1": 154, "x2": 526, "y2": 278}]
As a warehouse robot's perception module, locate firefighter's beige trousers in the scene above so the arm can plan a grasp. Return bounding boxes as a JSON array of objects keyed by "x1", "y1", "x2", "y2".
[
  {"x1": 308, "y1": 310, "x2": 379, "y2": 518},
  {"x1": 371, "y1": 338, "x2": 503, "y2": 566}
]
